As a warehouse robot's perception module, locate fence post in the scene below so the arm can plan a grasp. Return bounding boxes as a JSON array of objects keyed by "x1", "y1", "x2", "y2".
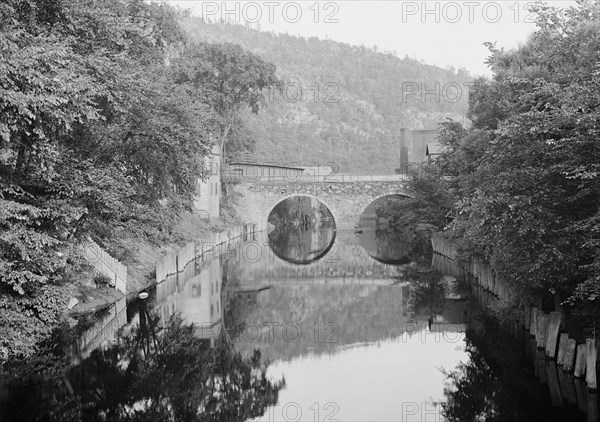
[
  {"x1": 574, "y1": 344, "x2": 587, "y2": 378},
  {"x1": 586, "y1": 339, "x2": 597, "y2": 390},
  {"x1": 536, "y1": 312, "x2": 549, "y2": 349},
  {"x1": 563, "y1": 338, "x2": 577, "y2": 373},
  {"x1": 530, "y1": 307, "x2": 538, "y2": 337},
  {"x1": 82, "y1": 240, "x2": 127, "y2": 294},
  {"x1": 545, "y1": 312, "x2": 562, "y2": 358},
  {"x1": 557, "y1": 333, "x2": 570, "y2": 364}
]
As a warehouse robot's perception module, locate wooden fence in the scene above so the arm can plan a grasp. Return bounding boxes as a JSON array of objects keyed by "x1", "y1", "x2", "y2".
[
  {"x1": 155, "y1": 223, "x2": 257, "y2": 284},
  {"x1": 79, "y1": 223, "x2": 257, "y2": 293},
  {"x1": 80, "y1": 240, "x2": 127, "y2": 293}
]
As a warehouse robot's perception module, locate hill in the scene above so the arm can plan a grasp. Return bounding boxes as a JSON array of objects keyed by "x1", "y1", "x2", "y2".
[{"x1": 181, "y1": 19, "x2": 473, "y2": 172}]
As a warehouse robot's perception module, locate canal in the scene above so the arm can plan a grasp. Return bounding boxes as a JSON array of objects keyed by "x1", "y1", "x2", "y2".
[{"x1": 0, "y1": 196, "x2": 596, "y2": 421}]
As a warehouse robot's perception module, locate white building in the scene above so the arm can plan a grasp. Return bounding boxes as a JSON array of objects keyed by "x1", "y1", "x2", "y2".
[
  {"x1": 193, "y1": 144, "x2": 221, "y2": 219},
  {"x1": 178, "y1": 259, "x2": 223, "y2": 341}
]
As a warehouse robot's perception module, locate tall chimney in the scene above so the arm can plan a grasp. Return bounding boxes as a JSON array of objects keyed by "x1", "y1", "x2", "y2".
[{"x1": 399, "y1": 128, "x2": 408, "y2": 174}]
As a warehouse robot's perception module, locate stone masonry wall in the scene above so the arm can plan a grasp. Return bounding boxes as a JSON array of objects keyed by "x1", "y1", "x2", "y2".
[{"x1": 236, "y1": 181, "x2": 410, "y2": 231}]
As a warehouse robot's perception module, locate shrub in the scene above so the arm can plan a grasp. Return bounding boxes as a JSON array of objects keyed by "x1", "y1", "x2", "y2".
[{"x1": 93, "y1": 274, "x2": 112, "y2": 288}]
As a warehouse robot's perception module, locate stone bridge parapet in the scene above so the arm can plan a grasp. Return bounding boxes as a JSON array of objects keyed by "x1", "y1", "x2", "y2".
[{"x1": 236, "y1": 180, "x2": 411, "y2": 231}]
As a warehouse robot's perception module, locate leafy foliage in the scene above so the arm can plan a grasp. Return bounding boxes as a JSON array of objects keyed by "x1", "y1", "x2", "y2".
[
  {"x1": 379, "y1": 166, "x2": 455, "y2": 238},
  {"x1": 0, "y1": 0, "x2": 278, "y2": 360},
  {"x1": 415, "y1": 1, "x2": 600, "y2": 324},
  {"x1": 171, "y1": 41, "x2": 280, "y2": 159},
  {"x1": 2, "y1": 312, "x2": 284, "y2": 421}
]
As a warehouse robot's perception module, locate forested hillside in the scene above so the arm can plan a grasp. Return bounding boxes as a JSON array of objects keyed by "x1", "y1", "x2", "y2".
[{"x1": 181, "y1": 19, "x2": 473, "y2": 172}]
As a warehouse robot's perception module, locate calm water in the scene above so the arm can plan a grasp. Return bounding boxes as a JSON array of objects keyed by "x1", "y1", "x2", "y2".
[
  {"x1": 164, "y1": 229, "x2": 470, "y2": 421},
  {"x1": 0, "y1": 222, "x2": 595, "y2": 420}
]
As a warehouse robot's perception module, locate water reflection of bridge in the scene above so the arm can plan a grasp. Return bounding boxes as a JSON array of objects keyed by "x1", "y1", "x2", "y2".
[
  {"x1": 71, "y1": 234, "x2": 474, "y2": 368},
  {"x1": 229, "y1": 232, "x2": 403, "y2": 290},
  {"x1": 268, "y1": 225, "x2": 336, "y2": 265}
]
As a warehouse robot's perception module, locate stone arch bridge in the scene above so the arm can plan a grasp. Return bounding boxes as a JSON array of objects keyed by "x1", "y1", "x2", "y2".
[{"x1": 236, "y1": 178, "x2": 411, "y2": 231}]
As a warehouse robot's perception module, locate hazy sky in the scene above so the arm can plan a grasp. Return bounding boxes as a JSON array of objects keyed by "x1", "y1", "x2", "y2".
[{"x1": 167, "y1": 1, "x2": 577, "y2": 77}]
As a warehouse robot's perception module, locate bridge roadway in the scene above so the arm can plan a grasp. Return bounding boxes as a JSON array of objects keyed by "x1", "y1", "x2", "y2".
[{"x1": 226, "y1": 172, "x2": 407, "y2": 184}]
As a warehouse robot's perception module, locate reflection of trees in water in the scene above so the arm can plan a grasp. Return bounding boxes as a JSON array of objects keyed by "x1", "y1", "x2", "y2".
[
  {"x1": 233, "y1": 285, "x2": 412, "y2": 362},
  {"x1": 358, "y1": 196, "x2": 433, "y2": 265},
  {"x1": 375, "y1": 230, "x2": 414, "y2": 264},
  {"x1": 441, "y1": 317, "x2": 575, "y2": 422},
  {"x1": 2, "y1": 303, "x2": 283, "y2": 422},
  {"x1": 223, "y1": 291, "x2": 259, "y2": 341},
  {"x1": 268, "y1": 226, "x2": 336, "y2": 264},
  {"x1": 359, "y1": 195, "x2": 432, "y2": 264},
  {"x1": 441, "y1": 340, "x2": 498, "y2": 421},
  {"x1": 365, "y1": 228, "x2": 431, "y2": 265},
  {"x1": 398, "y1": 266, "x2": 446, "y2": 319},
  {"x1": 268, "y1": 196, "x2": 336, "y2": 264},
  {"x1": 373, "y1": 195, "x2": 440, "y2": 236},
  {"x1": 269, "y1": 196, "x2": 334, "y2": 231}
]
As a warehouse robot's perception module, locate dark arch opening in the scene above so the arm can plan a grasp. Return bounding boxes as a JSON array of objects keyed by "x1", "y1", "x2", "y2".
[
  {"x1": 267, "y1": 196, "x2": 336, "y2": 265},
  {"x1": 356, "y1": 194, "x2": 431, "y2": 265}
]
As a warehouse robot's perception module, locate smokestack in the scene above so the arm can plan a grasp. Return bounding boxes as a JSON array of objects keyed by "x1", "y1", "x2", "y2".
[{"x1": 399, "y1": 128, "x2": 408, "y2": 174}]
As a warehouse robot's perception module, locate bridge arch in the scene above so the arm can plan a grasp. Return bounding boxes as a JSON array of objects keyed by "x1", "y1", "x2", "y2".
[
  {"x1": 242, "y1": 180, "x2": 412, "y2": 232},
  {"x1": 263, "y1": 231, "x2": 340, "y2": 268},
  {"x1": 264, "y1": 193, "x2": 340, "y2": 231},
  {"x1": 264, "y1": 193, "x2": 339, "y2": 264},
  {"x1": 353, "y1": 191, "x2": 413, "y2": 226}
]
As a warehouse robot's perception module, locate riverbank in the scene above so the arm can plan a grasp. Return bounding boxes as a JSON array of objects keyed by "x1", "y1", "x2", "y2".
[
  {"x1": 68, "y1": 214, "x2": 239, "y2": 313},
  {"x1": 431, "y1": 232, "x2": 600, "y2": 394},
  {"x1": 0, "y1": 184, "x2": 254, "y2": 362}
]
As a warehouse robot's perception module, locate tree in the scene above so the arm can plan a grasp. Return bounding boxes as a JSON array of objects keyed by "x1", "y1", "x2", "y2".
[
  {"x1": 422, "y1": 0, "x2": 600, "y2": 322},
  {"x1": 2, "y1": 311, "x2": 284, "y2": 422},
  {"x1": 0, "y1": 0, "x2": 215, "y2": 360},
  {"x1": 171, "y1": 42, "x2": 280, "y2": 162}
]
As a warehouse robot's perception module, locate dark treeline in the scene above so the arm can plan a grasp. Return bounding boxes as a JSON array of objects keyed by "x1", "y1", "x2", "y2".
[
  {"x1": 405, "y1": 1, "x2": 600, "y2": 328},
  {"x1": 0, "y1": 0, "x2": 278, "y2": 360}
]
